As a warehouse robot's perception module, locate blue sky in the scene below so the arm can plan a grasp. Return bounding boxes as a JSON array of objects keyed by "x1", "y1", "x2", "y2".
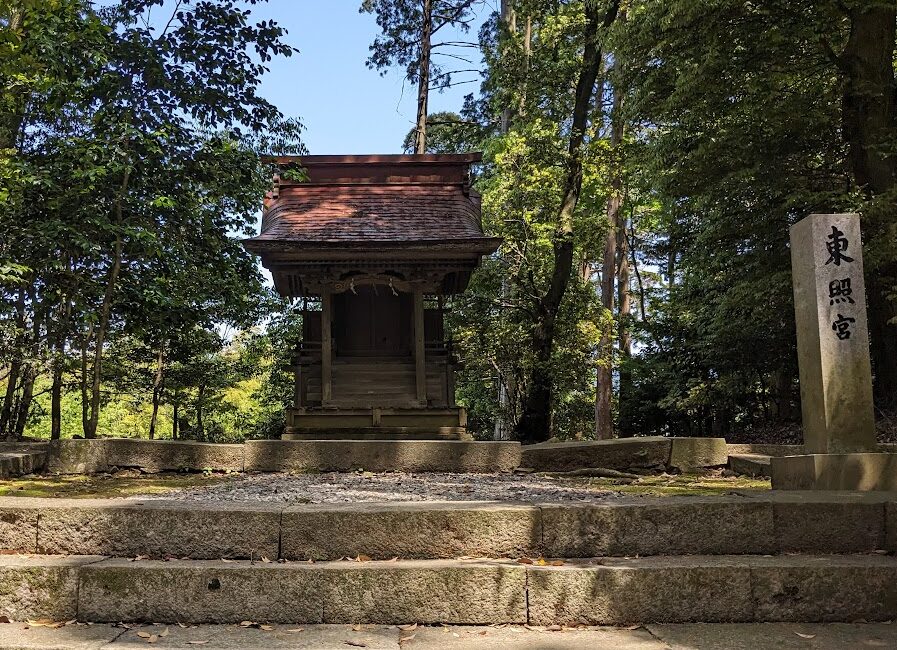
[{"x1": 251, "y1": 1, "x2": 492, "y2": 154}]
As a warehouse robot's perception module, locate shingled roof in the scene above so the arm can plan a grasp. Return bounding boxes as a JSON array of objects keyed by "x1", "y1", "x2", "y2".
[{"x1": 243, "y1": 154, "x2": 500, "y2": 253}]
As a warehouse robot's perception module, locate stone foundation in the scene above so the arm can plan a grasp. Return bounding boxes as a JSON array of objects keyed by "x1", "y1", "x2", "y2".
[{"x1": 771, "y1": 453, "x2": 897, "y2": 490}]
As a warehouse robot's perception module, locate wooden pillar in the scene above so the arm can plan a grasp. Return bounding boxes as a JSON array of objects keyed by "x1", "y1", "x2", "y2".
[
  {"x1": 321, "y1": 289, "x2": 332, "y2": 405},
  {"x1": 293, "y1": 366, "x2": 302, "y2": 408},
  {"x1": 413, "y1": 289, "x2": 427, "y2": 405}
]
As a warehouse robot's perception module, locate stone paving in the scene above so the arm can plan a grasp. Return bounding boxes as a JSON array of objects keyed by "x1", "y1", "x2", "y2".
[
  {"x1": 123, "y1": 472, "x2": 624, "y2": 503},
  {"x1": 0, "y1": 622, "x2": 895, "y2": 649},
  {"x1": 121, "y1": 471, "x2": 764, "y2": 503}
]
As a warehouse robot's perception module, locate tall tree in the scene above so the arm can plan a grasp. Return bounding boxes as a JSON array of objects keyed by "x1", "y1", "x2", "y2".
[
  {"x1": 361, "y1": 0, "x2": 483, "y2": 152},
  {"x1": 514, "y1": 0, "x2": 620, "y2": 443}
]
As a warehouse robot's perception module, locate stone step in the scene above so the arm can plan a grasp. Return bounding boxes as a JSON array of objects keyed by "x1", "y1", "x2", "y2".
[
  {"x1": 729, "y1": 453, "x2": 773, "y2": 477},
  {"x1": 4, "y1": 554, "x2": 897, "y2": 624},
  {"x1": 1, "y1": 492, "x2": 893, "y2": 560}
]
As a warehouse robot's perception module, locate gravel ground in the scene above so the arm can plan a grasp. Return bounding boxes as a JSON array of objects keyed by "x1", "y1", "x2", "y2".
[{"x1": 124, "y1": 471, "x2": 626, "y2": 504}]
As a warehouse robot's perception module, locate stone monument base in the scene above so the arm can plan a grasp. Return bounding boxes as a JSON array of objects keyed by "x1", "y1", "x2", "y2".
[{"x1": 771, "y1": 453, "x2": 897, "y2": 490}]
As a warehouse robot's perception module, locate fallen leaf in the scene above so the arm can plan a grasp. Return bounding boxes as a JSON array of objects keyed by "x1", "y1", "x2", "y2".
[
  {"x1": 356, "y1": 555, "x2": 371, "y2": 563},
  {"x1": 546, "y1": 625, "x2": 563, "y2": 631},
  {"x1": 221, "y1": 558, "x2": 236, "y2": 563},
  {"x1": 398, "y1": 623, "x2": 418, "y2": 631},
  {"x1": 287, "y1": 627, "x2": 305, "y2": 633},
  {"x1": 159, "y1": 627, "x2": 169, "y2": 637},
  {"x1": 137, "y1": 631, "x2": 152, "y2": 638},
  {"x1": 131, "y1": 555, "x2": 150, "y2": 562},
  {"x1": 147, "y1": 634, "x2": 158, "y2": 643},
  {"x1": 399, "y1": 633, "x2": 416, "y2": 645},
  {"x1": 352, "y1": 624, "x2": 364, "y2": 631},
  {"x1": 0, "y1": 616, "x2": 9, "y2": 624},
  {"x1": 261, "y1": 556, "x2": 271, "y2": 563},
  {"x1": 177, "y1": 623, "x2": 189, "y2": 628},
  {"x1": 28, "y1": 619, "x2": 66, "y2": 629},
  {"x1": 536, "y1": 557, "x2": 548, "y2": 566},
  {"x1": 794, "y1": 632, "x2": 816, "y2": 639},
  {"x1": 386, "y1": 557, "x2": 399, "y2": 563},
  {"x1": 260, "y1": 624, "x2": 274, "y2": 631},
  {"x1": 186, "y1": 642, "x2": 209, "y2": 646},
  {"x1": 550, "y1": 560, "x2": 565, "y2": 566},
  {"x1": 623, "y1": 624, "x2": 642, "y2": 630},
  {"x1": 516, "y1": 557, "x2": 534, "y2": 565},
  {"x1": 344, "y1": 642, "x2": 367, "y2": 648},
  {"x1": 239, "y1": 621, "x2": 255, "y2": 628},
  {"x1": 479, "y1": 630, "x2": 488, "y2": 635}
]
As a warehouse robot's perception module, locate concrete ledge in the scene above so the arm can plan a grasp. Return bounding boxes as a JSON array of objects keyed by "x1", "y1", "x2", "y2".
[
  {"x1": 33, "y1": 499, "x2": 281, "y2": 559},
  {"x1": 78, "y1": 559, "x2": 326, "y2": 623},
  {"x1": 729, "y1": 454, "x2": 772, "y2": 477},
  {"x1": 0, "y1": 555, "x2": 104, "y2": 621},
  {"x1": 521, "y1": 437, "x2": 727, "y2": 473},
  {"x1": 282, "y1": 501, "x2": 540, "y2": 560},
  {"x1": 771, "y1": 453, "x2": 897, "y2": 490},
  {"x1": 521, "y1": 437, "x2": 672, "y2": 472},
  {"x1": 727, "y1": 444, "x2": 803, "y2": 457},
  {"x1": 541, "y1": 498, "x2": 775, "y2": 557},
  {"x1": 321, "y1": 560, "x2": 526, "y2": 624},
  {"x1": 77, "y1": 559, "x2": 527, "y2": 625},
  {"x1": 244, "y1": 440, "x2": 521, "y2": 473},
  {"x1": 750, "y1": 555, "x2": 897, "y2": 622},
  {"x1": 0, "y1": 493, "x2": 894, "y2": 559},
  {"x1": 765, "y1": 491, "x2": 886, "y2": 553},
  {"x1": 669, "y1": 437, "x2": 728, "y2": 470},
  {"x1": 528, "y1": 557, "x2": 754, "y2": 625},
  {"x1": 3, "y1": 554, "x2": 897, "y2": 624},
  {"x1": 46, "y1": 439, "x2": 108, "y2": 474},
  {"x1": 528, "y1": 555, "x2": 897, "y2": 625},
  {"x1": 104, "y1": 439, "x2": 244, "y2": 473}
]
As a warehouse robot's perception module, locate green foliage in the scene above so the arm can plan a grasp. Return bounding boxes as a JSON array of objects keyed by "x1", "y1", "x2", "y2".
[{"x1": 0, "y1": 0, "x2": 303, "y2": 441}]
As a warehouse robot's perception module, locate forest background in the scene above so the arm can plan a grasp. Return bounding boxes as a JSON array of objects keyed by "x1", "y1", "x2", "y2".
[{"x1": 1, "y1": 0, "x2": 895, "y2": 444}]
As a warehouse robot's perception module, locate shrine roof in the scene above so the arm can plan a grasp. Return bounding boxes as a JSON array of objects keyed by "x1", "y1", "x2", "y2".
[{"x1": 243, "y1": 154, "x2": 500, "y2": 254}]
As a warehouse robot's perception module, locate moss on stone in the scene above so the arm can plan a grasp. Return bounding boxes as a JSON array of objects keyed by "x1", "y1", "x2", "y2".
[
  {"x1": 0, "y1": 472, "x2": 231, "y2": 498},
  {"x1": 549, "y1": 473, "x2": 770, "y2": 496}
]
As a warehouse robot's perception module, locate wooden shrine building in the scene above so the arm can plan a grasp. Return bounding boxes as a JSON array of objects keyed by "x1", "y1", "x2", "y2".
[{"x1": 243, "y1": 154, "x2": 500, "y2": 438}]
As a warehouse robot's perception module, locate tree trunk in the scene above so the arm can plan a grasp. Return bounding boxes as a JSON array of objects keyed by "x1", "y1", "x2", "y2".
[
  {"x1": 595, "y1": 58, "x2": 625, "y2": 440},
  {"x1": 196, "y1": 384, "x2": 205, "y2": 440},
  {"x1": 494, "y1": 0, "x2": 518, "y2": 442},
  {"x1": 840, "y1": 4, "x2": 897, "y2": 411},
  {"x1": 414, "y1": 0, "x2": 433, "y2": 154},
  {"x1": 499, "y1": 0, "x2": 517, "y2": 133},
  {"x1": 0, "y1": 287, "x2": 26, "y2": 436},
  {"x1": 515, "y1": 0, "x2": 619, "y2": 443},
  {"x1": 172, "y1": 394, "x2": 179, "y2": 440},
  {"x1": 79, "y1": 324, "x2": 93, "y2": 437},
  {"x1": 616, "y1": 218, "x2": 632, "y2": 434},
  {"x1": 148, "y1": 343, "x2": 165, "y2": 440},
  {"x1": 51, "y1": 258, "x2": 73, "y2": 441},
  {"x1": 50, "y1": 363, "x2": 63, "y2": 440},
  {"x1": 12, "y1": 367, "x2": 34, "y2": 440},
  {"x1": 85, "y1": 235, "x2": 122, "y2": 439}
]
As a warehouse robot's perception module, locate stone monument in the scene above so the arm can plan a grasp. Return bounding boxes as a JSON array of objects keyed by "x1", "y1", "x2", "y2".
[{"x1": 771, "y1": 213, "x2": 897, "y2": 489}]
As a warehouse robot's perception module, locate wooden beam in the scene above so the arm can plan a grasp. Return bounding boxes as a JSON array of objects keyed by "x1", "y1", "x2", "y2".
[
  {"x1": 321, "y1": 290, "x2": 332, "y2": 405},
  {"x1": 413, "y1": 289, "x2": 427, "y2": 405}
]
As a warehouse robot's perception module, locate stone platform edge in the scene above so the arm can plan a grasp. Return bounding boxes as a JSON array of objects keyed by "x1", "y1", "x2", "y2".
[
  {"x1": 44, "y1": 438, "x2": 522, "y2": 474},
  {"x1": 3, "y1": 554, "x2": 897, "y2": 625},
  {"x1": 39, "y1": 436, "x2": 750, "y2": 475},
  {"x1": 3, "y1": 491, "x2": 897, "y2": 560}
]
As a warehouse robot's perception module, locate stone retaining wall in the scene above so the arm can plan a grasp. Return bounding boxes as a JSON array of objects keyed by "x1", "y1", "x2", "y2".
[
  {"x1": 45, "y1": 439, "x2": 522, "y2": 474},
  {"x1": 1, "y1": 492, "x2": 893, "y2": 560}
]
